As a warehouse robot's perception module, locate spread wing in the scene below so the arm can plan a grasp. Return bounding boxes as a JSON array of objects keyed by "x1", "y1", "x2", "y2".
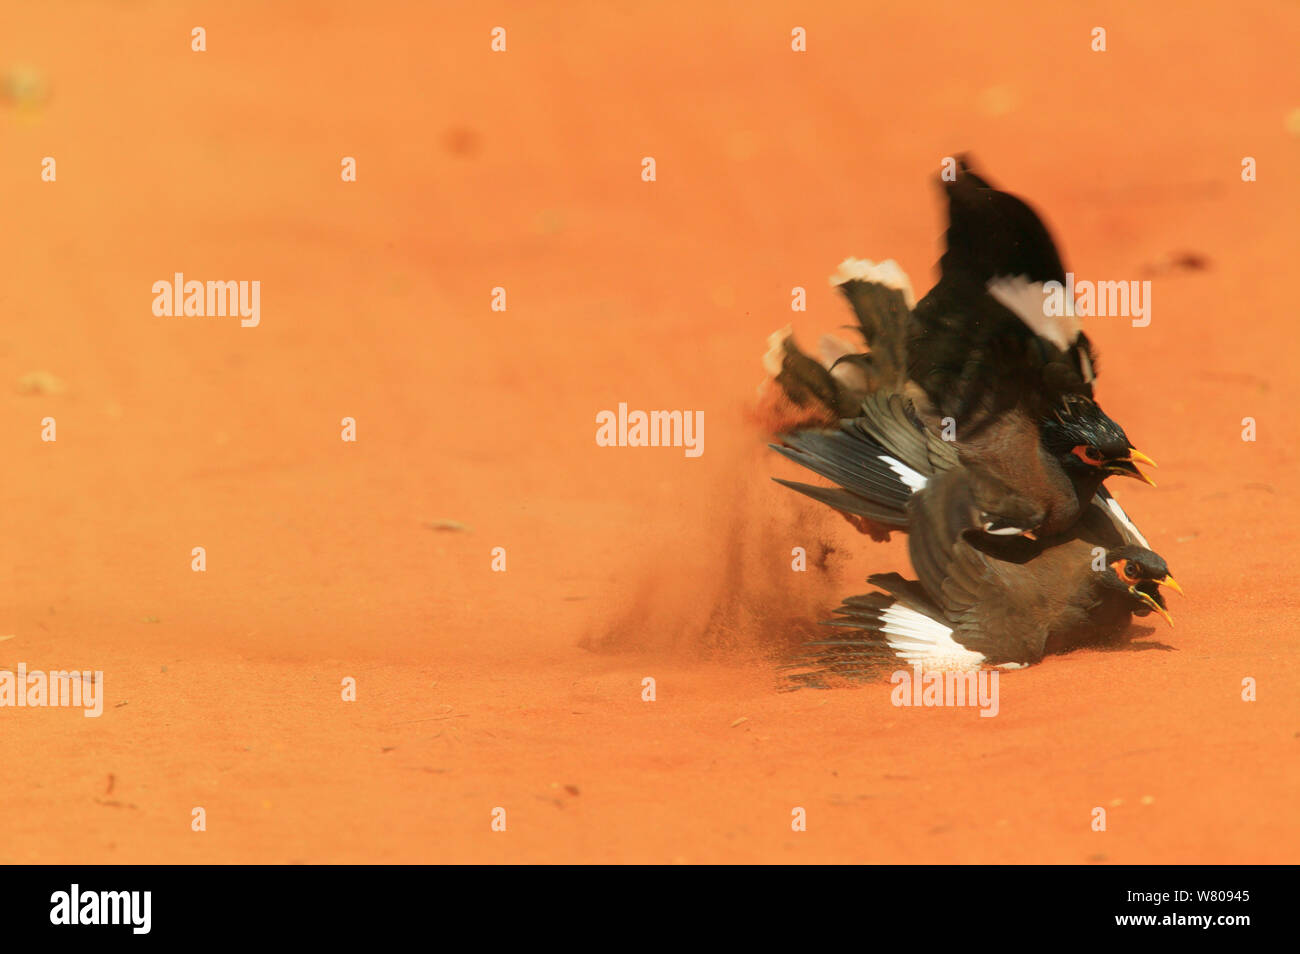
[
  {"x1": 905, "y1": 468, "x2": 1053, "y2": 665},
  {"x1": 908, "y1": 157, "x2": 1098, "y2": 428},
  {"x1": 769, "y1": 392, "x2": 959, "y2": 528}
]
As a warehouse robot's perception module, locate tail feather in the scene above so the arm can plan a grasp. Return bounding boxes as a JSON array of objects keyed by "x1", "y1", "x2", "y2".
[
  {"x1": 785, "y1": 584, "x2": 985, "y2": 681},
  {"x1": 831, "y1": 588, "x2": 983, "y2": 668}
]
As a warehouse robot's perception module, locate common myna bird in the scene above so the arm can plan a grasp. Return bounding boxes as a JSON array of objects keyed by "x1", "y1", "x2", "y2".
[
  {"x1": 772, "y1": 389, "x2": 1150, "y2": 548},
  {"x1": 766, "y1": 158, "x2": 1154, "y2": 537},
  {"x1": 798, "y1": 467, "x2": 1181, "y2": 671}
]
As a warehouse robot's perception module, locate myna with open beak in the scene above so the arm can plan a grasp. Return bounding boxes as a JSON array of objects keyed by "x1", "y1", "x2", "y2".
[
  {"x1": 764, "y1": 157, "x2": 1156, "y2": 537},
  {"x1": 908, "y1": 157, "x2": 1159, "y2": 507},
  {"x1": 791, "y1": 467, "x2": 1182, "y2": 672},
  {"x1": 773, "y1": 389, "x2": 1154, "y2": 552}
]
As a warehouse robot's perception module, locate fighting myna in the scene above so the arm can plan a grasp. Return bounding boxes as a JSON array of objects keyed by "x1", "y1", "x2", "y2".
[
  {"x1": 907, "y1": 157, "x2": 1156, "y2": 505},
  {"x1": 771, "y1": 390, "x2": 1150, "y2": 542},
  {"x1": 801, "y1": 467, "x2": 1180, "y2": 671},
  {"x1": 766, "y1": 158, "x2": 1154, "y2": 537}
]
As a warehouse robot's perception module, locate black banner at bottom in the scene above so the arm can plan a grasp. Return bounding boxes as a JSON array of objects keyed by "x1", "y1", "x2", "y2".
[{"x1": 0, "y1": 864, "x2": 1282, "y2": 941}]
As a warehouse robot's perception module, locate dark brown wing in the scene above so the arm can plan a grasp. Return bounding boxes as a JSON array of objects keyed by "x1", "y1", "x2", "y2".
[
  {"x1": 905, "y1": 469, "x2": 1055, "y2": 665},
  {"x1": 831, "y1": 271, "x2": 914, "y2": 394}
]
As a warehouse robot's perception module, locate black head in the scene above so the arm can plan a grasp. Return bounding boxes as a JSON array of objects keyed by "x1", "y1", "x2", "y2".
[
  {"x1": 1097, "y1": 545, "x2": 1183, "y2": 626},
  {"x1": 1041, "y1": 394, "x2": 1156, "y2": 486}
]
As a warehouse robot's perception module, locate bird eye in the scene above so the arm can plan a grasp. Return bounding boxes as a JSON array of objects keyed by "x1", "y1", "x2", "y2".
[
  {"x1": 1071, "y1": 445, "x2": 1105, "y2": 466},
  {"x1": 1124, "y1": 561, "x2": 1140, "y2": 580}
]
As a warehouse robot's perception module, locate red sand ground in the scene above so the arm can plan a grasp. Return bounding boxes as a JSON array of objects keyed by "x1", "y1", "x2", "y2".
[{"x1": 2, "y1": 2, "x2": 1297, "y2": 863}]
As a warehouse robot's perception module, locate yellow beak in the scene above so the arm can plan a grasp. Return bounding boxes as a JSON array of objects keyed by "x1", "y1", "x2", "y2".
[
  {"x1": 1133, "y1": 468, "x2": 1158, "y2": 488},
  {"x1": 1136, "y1": 589, "x2": 1174, "y2": 628}
]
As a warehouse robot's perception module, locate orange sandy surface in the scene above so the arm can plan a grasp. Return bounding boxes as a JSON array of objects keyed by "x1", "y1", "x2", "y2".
[{"x1": 2, "y1": 1, "x2": 1298, "y2": 863}]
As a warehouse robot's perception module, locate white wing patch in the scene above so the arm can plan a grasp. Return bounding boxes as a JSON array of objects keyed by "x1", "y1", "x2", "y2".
[
  {"x1": 982, "y1": 523, "x2": 1027, "y2": 536},
  {"x1": 987, "y1": 275, "x2": 1080, "y2": 351},
  {"x1": 1100, "y1": 491, "x2": 1150, "y2": 548},
  {"x1": 830, "y1": 257, "x2": 917, "y2": 308},
  {"x1": 879, "y1": 455, "x2": 927, "y2": 492},
  {"x1": 878, "y1": 603, "x2": 986, "y2": 669}
]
